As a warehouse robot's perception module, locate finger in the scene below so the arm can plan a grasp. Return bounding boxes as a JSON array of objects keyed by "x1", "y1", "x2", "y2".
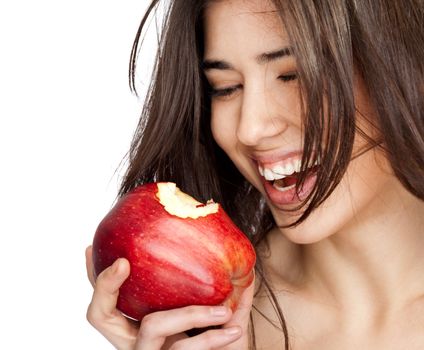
[
  {"x1": 168, "y1": 327, "x2": 242, "y2": 350},
  {"x1": 87, "y1": 258, "x2": 139, "y2": 348},
  {"x1": 85, "y1": 245, "x2": 95, "y2": 287},
  {"x1": 89, "y1": 258, "x2": 130, "y2": 317},
  {"x1": 135, "y1": 305, "x2": 233, "y2": 350},
  {"x1": 224, "y1": 272, "x2": 255, "y2": 329}
]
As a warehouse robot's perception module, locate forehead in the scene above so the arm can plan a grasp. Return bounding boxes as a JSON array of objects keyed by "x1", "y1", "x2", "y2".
[{"x1": 203, "y1": 0, "x2": 289, "y2": 57}]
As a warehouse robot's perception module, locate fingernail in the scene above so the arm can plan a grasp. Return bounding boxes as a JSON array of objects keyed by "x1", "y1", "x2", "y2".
[
  {"x1": 210, "y1": 306, "x2": 228, "y2": 316},
  {"x1": 224, "y1": 327, "x2": 241, "y2": 336}
]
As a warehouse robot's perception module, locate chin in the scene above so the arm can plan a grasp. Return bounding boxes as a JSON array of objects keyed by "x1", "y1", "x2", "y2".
[
  {"x1": 277, "y1": 223, "x2": 336, "y2": 245},
  {"x1": 270, "y1": 181, "x2": 387, "y2": 245},
  {"x1": 272, "y1": 212, "x2": 335, "y2": 244}
]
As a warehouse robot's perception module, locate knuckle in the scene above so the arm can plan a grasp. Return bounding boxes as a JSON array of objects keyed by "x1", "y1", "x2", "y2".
[
  {"x1": 86, "y1": 303, "x2": 100, "y2": 327},
  {"x1": 186, "y1": 305, "x2": 204, "y2": 318},
  {"x1": 86, "y1": 301, "x2": 110, "y2": 329},
  {"x1": 139, "y1": 313, "x2": 158, "y2": 336}
]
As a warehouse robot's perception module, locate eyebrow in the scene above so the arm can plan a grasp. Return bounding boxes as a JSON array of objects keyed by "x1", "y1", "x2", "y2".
[{"x1": 202, "y1": 46, "x2": 292, "y2": 71}]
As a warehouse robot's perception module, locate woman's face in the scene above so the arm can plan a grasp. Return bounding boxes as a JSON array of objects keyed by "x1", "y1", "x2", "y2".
[{"x1": 203, "y1": 0, "x2": 397, "y2": 243}]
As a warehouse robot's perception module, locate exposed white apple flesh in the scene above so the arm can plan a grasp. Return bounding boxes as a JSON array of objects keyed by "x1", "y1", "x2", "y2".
[
  {"x1": 157, "y1": 182, "x2": 219, "y2": 219},
  {"x1": 92, "y1": 182, "x2": 256, "y2": 321}
]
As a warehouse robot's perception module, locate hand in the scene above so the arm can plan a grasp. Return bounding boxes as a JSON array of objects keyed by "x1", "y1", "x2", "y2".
[{"x1": 85, "y1": 245, "x2": 255, "y2": 349}]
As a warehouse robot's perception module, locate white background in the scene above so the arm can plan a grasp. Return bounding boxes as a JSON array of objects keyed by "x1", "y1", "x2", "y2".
[{"x1": 0, "y1": 1, "x2": 158, "y2": 348}]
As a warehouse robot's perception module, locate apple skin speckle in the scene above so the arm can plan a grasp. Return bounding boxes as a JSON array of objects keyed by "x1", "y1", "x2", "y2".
[{"x1": 92, "y1": 182, "x2": 256, "y2": 321}]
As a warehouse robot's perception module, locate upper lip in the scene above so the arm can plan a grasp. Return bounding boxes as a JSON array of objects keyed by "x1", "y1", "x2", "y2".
[{"x1": 250, "y1": 150, "x2": 305, "y2": 165}]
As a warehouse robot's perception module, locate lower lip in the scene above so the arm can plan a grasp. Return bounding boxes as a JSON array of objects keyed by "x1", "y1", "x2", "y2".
[{"x1": 262, "y1": 173, "x2": 317, "y2": 206}]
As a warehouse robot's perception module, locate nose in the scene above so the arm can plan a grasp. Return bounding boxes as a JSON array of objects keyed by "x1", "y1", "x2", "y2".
[{"x1": 236, "y1": 85, "x2": 289, "y2": 146}]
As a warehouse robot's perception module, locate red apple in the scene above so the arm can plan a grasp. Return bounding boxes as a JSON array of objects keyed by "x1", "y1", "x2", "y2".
[{"x1": 92, "y1": 182, "x2": 256, "y2": 321}]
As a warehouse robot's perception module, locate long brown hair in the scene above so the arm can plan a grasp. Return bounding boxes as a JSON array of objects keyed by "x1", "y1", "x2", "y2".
[{"x1": 121, "y1": 0, "x2": 424, "y2": 348}]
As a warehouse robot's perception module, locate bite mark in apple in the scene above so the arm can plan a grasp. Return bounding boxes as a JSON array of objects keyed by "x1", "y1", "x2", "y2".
[{"x1": 92, "y1": 182, "x2": 256, "y2": 320}]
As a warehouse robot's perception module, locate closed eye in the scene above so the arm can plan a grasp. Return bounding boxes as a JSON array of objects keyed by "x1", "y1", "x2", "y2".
[
  {"x1": 209, "y1": 73, "x2": 297, "y2": 99},
  {"x1": 278, "y1": 73, "x2": 297, "y2": 82},
  {"x1": 209, "y1": 84, "x2": 242, "y2": 98}
]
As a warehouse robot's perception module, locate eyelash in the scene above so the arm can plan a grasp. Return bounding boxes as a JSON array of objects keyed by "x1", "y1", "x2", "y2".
[{"x1": 209, "y1": 73, "x2": 298, "y2": 98}]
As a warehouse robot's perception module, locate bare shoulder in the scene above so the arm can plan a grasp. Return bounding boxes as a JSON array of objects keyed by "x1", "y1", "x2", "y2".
[{"x1": 252, "y1": 230, "x2": 424, "y2": 349}]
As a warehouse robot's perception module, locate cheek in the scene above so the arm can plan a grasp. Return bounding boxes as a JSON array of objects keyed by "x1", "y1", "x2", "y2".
[
  {"x1": 210, "y1": 105, "x2": 238, "y2": 152},
  {"x1": 210, "y1": 105, "x2": 265, "y2": 190},
  {"x1": 274, "y1": 150, "x2": 393, "y2": 243}
]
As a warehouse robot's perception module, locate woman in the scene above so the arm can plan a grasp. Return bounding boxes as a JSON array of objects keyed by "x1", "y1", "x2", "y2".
[{"x1": 86, "y1": 0, "x2": 424, "y2": 348}]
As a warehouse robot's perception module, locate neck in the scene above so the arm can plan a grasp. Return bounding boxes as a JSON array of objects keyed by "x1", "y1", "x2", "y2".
[
  {"x1": 265, "y1": 179, "x2": 424, "y2": 329},
  {"x1": 300, "y1": 181, "x2": 424, "y2": 320}
]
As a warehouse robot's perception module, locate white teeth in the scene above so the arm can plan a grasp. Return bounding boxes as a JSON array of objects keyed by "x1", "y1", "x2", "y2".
[
  {"x1": 263, "y1": 168, "x2": 286, "y2": 181},
  {"x1": 264, "y1": 169, "x2": 274, "y2": 181},
  {"x1": 294, "y1": 159, "x2": 302, "y2": 173},
  {"x1": 272, "y1": 172, "x2": 286, "y2": 180},
  {"x1": 273, "y1": 182, "x2": 296, "y2": 192},
  {"x1": 258, "y1": 157, "x2": 319, "y2": 182},
  {"x1": 283, "y1": 163, "x2": 295, "y2": 175},
  {"x1": 258, "y1": 165, "x2": 264, "y2": 176},
  {"x1": 272, "y1": 165, "x2": 285, "y2": 174}
]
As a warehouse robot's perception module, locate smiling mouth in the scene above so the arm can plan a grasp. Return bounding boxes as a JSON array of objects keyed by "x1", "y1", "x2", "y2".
[
  {"x1": 271, "y1": 165, "x2": 319, "y2": 191},
  {"x1": 257, "y1": 156, "x2": 320, "y2": 191}
]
